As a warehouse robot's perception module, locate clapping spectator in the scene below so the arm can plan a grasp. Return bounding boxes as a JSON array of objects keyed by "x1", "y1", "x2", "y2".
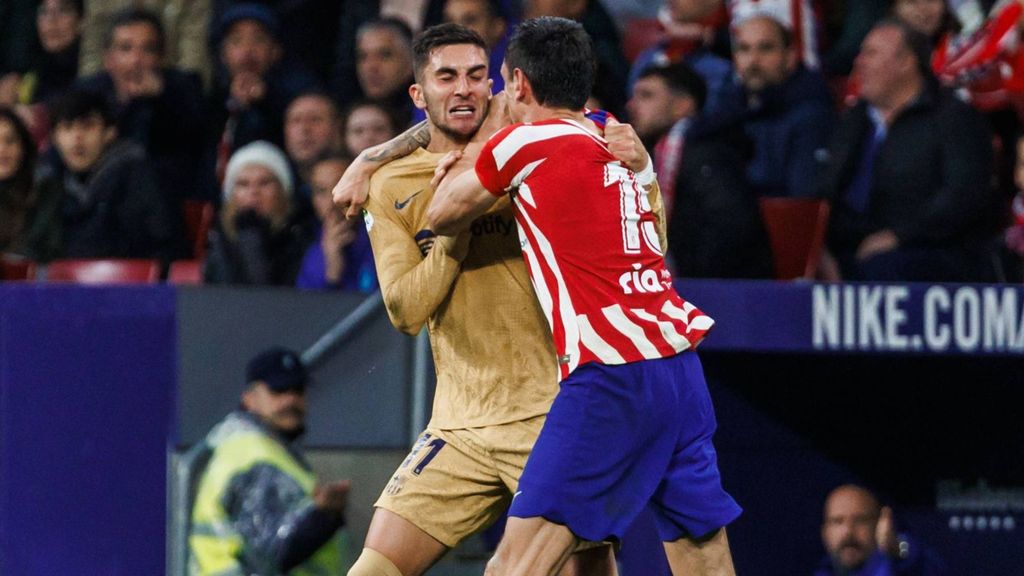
[
  {"x1": 296, "y1": 155, "x2": 377, "y2": 292},
  {"x1": 209, "y1": 3, "x2": 319, "y2": 182}
]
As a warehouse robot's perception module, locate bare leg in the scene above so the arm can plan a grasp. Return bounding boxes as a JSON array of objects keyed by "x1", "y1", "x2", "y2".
[
  {"x1": 560, "y1": 544, "x2": 618, "y2": 576},
  {"x1": 662, "y1": 528, "x2": 735, "y2": 576},
  {"x1": 484, "y1": 517, "x2": 577, "y2": 576},
  {"x1": 350, "y1": 508, "x2": 448, "y2": 576}
]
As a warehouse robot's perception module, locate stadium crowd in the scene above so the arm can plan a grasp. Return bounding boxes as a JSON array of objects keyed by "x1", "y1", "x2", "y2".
[{"x1": 2, "y1": 0, "x2": 1024, "y2": 286}]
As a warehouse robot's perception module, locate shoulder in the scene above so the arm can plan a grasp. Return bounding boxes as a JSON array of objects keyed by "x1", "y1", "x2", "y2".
[{"x1": 370, "y1": 150, "x2": 439, "y2": 196}]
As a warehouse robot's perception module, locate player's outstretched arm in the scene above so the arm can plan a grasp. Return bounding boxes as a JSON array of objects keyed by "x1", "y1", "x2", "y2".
[
  {"x1": 333, "y1": 120, "x2": 432, "y2": 218},
  {"x1": 426, "y1": 152, "x2": 498, "y2": 236}
]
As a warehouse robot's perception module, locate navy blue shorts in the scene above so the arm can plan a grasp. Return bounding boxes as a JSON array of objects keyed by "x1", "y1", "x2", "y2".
[{"x1": 509, "y1": 352, "x2": 741, "y2": 542}]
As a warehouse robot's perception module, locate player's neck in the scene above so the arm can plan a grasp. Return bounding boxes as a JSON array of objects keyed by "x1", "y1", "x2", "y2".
[
  {"x1": 425, "y1": 122, "x2": 471, "y2": 153},
  {"x1": 520, "y1": 105, "x2": 585, "y2": 125}
]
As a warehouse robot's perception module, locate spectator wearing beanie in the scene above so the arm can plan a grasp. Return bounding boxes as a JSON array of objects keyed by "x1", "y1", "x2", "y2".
[{"x1": 203, "y1": 140, "x2": 316, "y2": 286}]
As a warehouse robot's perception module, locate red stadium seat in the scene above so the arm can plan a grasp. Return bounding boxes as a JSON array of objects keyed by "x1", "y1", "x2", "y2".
[
  {"x1": 167, "y1": 260, "x2": 203, "y2": 285},
  {"x1": 183, "y1": 200, "x2": 214, "y2": 259},
  {"x1": 45, "y1": 259, "x2": 161, "y2": 284},
  {"x1": 1, "y1": 254, "x2": 36, "y2": 281},
  {"x1": 759, "y1": 198, "x2": 830, "y2": 280}
]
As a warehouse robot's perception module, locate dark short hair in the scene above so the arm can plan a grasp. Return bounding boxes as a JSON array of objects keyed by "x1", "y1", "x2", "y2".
[
  {"x1": 504, "y1": 16, "x2": 594, "y2": 110},
  {"x1": 104, "y1": 7, "x2": 165, "y2": 56},
  {"x1": 50, "y1": 89, "x2": 114, "y2": 126},
  {"x1": 637, "y1": 62, "x2": 708, "y2": 112},
  {"x1": 357, "y1": 17, "x2": 414, "y2": 49},
  {"x1": 413, "y1": 23, "x2": 489, "y2": 82},
  {"x1": 287, "y1": 89, "x2": 340, "y2": 120},
  {"x1": 874, "y1": 18, "x2": 934, "y2": 79}
]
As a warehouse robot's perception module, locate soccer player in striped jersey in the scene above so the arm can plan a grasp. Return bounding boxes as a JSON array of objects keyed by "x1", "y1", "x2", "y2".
[
  {"x1": 341, "y1": 23, "x2": 661, "y2": 576},
  {"x1": 428, "y1": 16, "x2": 741, "y2": 576}
]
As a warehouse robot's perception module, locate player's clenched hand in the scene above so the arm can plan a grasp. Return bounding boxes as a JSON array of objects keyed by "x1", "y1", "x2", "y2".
[
  {"x1": 430, "y1": 150, "x2": 463, "y2": 191},
  {"x1": 605, "y1": 117, "x2": 650, "y2": 174},
  {"x1": 333, "y1": 160, "x2": 374, "y2": 219}
]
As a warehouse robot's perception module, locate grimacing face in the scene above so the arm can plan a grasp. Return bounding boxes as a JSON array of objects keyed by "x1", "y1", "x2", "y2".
[{"x1": 413, "y1": 43, "x2": 491, "y2": 144}]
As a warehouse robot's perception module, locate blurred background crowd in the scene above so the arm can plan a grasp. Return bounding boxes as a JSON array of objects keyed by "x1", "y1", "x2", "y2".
[{"x1": 3, "y1": 0, "x2": 1024, "y2": 288}]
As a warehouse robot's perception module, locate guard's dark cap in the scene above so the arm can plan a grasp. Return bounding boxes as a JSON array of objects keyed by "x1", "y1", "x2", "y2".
[{"x1": 246, "y1": 347, "x2": 308, "y2": 393}]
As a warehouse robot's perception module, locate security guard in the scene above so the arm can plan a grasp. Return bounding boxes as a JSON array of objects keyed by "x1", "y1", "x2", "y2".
[{"x1": 189, "y1": 347, "x2": 349, "y2": 575}]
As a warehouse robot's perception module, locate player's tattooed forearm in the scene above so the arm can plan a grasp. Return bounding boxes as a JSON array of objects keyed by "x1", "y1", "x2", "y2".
[{"x1": 365, "y1": 120, "x2": 432, "y2": 163}]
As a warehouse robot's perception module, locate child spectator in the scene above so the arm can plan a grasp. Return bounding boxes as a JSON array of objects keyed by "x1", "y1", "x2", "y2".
[
  {"x1": 204, "y1": 141, "x2": 315, "y2": 286},
  {"x1": 24, "y1": 89, "x2": 177, "y2": 265},
  {"x1": 296, "y1": 155, "x2": 377, "y2": 292},
  {"x1": 0, "y1": 107, "x2": 38, "y2": 255}
]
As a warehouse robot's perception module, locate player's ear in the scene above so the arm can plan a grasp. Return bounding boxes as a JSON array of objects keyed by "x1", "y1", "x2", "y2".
[
  {"x1": 512, "y1": 68, "x2": 528, "y2": 101},
  {"x1": 409, "y1": 83, "x2": 427, "y2": 110}
]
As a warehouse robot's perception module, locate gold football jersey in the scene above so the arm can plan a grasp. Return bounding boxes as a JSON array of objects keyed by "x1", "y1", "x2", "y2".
[{"x1": 365, "y1": 148, "x2": 559, "y2": 429}]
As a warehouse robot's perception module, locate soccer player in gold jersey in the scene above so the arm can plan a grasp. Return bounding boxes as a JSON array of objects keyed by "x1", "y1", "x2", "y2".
[{"x1": 341, "y1": 23, "x2": 656, "y2": 576}]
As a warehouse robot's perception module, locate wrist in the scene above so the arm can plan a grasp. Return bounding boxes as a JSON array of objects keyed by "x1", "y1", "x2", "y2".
[{"x1": 635, "y1": 157, "x2": 655, "y2": 186}]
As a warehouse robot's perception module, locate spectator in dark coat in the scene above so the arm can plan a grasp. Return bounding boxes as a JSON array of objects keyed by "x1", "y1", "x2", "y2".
[
  {"x1": 818, "y1": 19, "x2": 996, "y2": 283},
  {"x1": 24, "y1": 89, "x2": 176, "y2": 265},
  {"x1": 628, "y1": 62, "x2": 772, "y2": 279},
  {"x1": 730, "y1": 13, "x2": 834, "y2": 198},
  {"x1": 208, "y1": 3, "x2": 320, "y2": 185},
  {"x1": 77, "y1": 8, "x2": 204, "y2": 210},
  {"x1": 204, "y1": 140, "x2": 315, "y2": 286}
]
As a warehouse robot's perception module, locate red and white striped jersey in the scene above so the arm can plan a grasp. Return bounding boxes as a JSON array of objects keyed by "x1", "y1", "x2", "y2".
[{"x1": 475, "y1": 118, "x2": 714, "y2": 381}]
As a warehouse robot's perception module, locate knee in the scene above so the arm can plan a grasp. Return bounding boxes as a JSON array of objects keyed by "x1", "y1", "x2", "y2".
[{"x1": 348, "y1": 547, "x2": 404, "y2": 576}]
